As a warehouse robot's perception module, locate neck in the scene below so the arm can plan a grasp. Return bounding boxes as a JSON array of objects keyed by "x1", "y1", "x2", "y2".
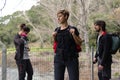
[
  {"x1": 60, "y1": 22, "x2": 68, "y2": 29},
  {"x1": 99, "y1": 30, "x2": 103, "y2": 34}
]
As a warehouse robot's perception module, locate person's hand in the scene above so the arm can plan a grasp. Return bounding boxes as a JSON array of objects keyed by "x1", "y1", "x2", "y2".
[
  {"x1": 69, "y1": 28, "x2": 75, "y2": 35},
  {"x1": 21, "y1": 32, "x2": 27, "y2": 37},
  {"x1": 98, "y1": 65, "x2": 104, "y2": 70},
  {"x1": 26, "y1": 47, "x2": 30, "y2": 51},
  {"x1": 21, "y1": 36, "x2": 28, "y2": 41},
  {"x1": 52, "y1": 31, "x2": 57, "y2": 37},
  {"x1": 20, "y1": 32, "x2": 28, "y2": 41},
  {"x1": 93, "y1": 58, "x2": 97, "y2": 64}
]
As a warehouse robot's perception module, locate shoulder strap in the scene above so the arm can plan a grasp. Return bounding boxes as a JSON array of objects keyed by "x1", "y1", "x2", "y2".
[
  {"x1": 67, "y1": 25, "x2": 72, "y2": 30},
  {"x1": 56, "y1": 25, "x2": 72, "y2": 32},
  {"x1": 55, "y1": 27, "x2": 60, "y2": 33}
]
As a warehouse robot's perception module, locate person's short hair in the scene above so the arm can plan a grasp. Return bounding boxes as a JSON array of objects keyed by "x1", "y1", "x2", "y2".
[
  {"x1": 57, "y1": 9, "x2": 69, "y2": 19},
  {"x1": 94, "y1": 20, "x2": 106, "y2": 31},
  {"x1": 23, "y1": 26, "x2": 30, "y2": 33},
  {"x1": 20, "y1": 23, "x2": 26, "y2": 30}
]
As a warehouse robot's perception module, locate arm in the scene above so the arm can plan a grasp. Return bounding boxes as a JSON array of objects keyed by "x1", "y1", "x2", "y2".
[
  {"x1": 14, "y1": 34, "x2": 24, "y2": 45},
  {"x1": 14, "y1": 34, "x2": 24, "y2": 61},
  {"x1": 69, "y1": 27, "x2": 82, "y2": 45},
  {"x1": 72, "y1": 34, "x2": 82, "y2": 45},
  {"x1": 93, "y1": 52, "x2": 98, "y2": 64},
  {"x1": 101, "y1": 35, "x2": 111, "y2": 66},
  {"x1": 52, "y1": 27, "x2": 60, "y2": 42},
  {"x1": 52, "y1": 31, "x2": 57, "y2": 42}
]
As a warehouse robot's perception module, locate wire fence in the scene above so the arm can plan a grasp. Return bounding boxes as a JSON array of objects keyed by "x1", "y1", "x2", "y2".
[{"x1": 0, "y1": 47, "x2": 120, "y2": 80}]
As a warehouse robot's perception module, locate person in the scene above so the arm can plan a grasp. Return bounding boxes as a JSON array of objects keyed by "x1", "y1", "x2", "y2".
[
  {"x1": 52, "y1": 9, "x2": 82, "y2": 80},
  {"x1": 14, "y1": 25, "x2": 33, "y2": 80},
  {"x1": 93, "y1": 20, "x2": 112, "y2": 80}
]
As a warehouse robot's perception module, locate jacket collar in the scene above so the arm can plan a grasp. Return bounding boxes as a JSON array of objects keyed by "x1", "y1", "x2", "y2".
[{"x1": 101, "y1": 31, "x2": 106, "y2": 36}]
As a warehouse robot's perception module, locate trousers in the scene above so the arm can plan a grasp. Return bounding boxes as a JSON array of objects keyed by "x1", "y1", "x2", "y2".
[
  {"x1": 16, "y1": 59, "x2": 33, "y2": 80},
  {"x1": 54, "y1": 54, "x2": 79, "y2": 80},
  {"x1": 98, "y1": 60, "x2": 111, "y2": 80}
]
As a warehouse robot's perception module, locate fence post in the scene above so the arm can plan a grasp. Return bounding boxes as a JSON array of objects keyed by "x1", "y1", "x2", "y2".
[
  {"x1": 91, "y1": 46, "x2": 94, "y2": 80},
  {"x1": 0, "y1": 41, "x2": 7, "y2": 80}
]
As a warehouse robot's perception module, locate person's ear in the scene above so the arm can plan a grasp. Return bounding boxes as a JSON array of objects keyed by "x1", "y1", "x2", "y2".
[{"x1": 100, "y1": 26, "x2": 102, "y2": 30}]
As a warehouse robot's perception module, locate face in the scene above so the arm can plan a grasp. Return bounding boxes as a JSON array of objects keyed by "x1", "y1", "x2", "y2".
[
  {"x1": 21, "y1": 30, "x2": 29, "y2": 35},
  {"x1": 24, "y1": 31, "x2": 29, "y2": 35},
  {"x1": 57, "y1": 13, "x2": 67, "y2": 24},
  {"x1": 94, "y1": 24, "x2": 101, "y2": 32}
]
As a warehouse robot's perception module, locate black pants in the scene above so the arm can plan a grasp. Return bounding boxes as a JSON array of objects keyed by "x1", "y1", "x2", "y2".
[
  {"x1": 98, "y1": 62, "x2": 111, "y2": 80},
  {"x1": 16, "y1": 59, "x2": 33, "y2": 80},
  {"x1": 54, "y1": 55, "x2": 79, "y2": 80}
]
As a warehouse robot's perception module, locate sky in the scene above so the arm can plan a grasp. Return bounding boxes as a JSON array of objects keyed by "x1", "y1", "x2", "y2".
[{"x1": 0, "y1": 0, "x2": 38, "y2": 17}]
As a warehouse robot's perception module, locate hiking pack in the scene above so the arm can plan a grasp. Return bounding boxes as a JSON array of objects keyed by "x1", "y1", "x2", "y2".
[
  {"x1": 102, "y1": 32, "x2": 120, "y2": 54},
  {"x1": 53, "y1": 26, "x2": 82, "y2": 53},
  {"x1": 110, "y1": 33, "x2": 120, "y2": 54}
]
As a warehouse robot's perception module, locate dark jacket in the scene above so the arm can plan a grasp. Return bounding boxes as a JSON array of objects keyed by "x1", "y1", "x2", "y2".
[
  {"x1": 95, "y1": 34, "x2": 112, "y2": 66},
  {"x1": 14, "y1": 33, "x2": 25, "y2": 61}
]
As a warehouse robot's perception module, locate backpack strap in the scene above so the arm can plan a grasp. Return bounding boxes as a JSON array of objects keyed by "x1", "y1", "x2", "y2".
[
  {"x1": 56, "y1": 26, "x2": 71, "y2": 32},
  {"x1": 55, "y1": 27, "x2": 60, "y2": 33},
  {"x1": 55, "y1": 25, "x2": 74, "y2": 41}
]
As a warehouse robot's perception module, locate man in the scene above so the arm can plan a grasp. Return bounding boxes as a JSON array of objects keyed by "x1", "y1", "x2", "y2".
[
  {"x1": 14, "y1": 26, "x2": 33, "y2": 80},
  {"x1": 93, "y1": 20, "x2": 112, "y2": 80},
  {"x1": 52, "y1": 9, "x2": 82, "y2": 80}
]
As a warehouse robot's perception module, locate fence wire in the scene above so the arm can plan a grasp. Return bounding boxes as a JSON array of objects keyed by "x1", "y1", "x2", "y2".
[{"x1": 0, "y1": 49, "x2": 120, "y2": 80}]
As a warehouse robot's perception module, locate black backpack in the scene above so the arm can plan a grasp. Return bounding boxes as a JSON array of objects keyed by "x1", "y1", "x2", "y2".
[{"x1": 110, "y1": 33, "x2": 120, "y2": 54}]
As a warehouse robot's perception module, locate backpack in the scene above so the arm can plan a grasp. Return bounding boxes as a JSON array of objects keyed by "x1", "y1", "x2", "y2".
[
  {"x1": 53, "y1": 26, "x2": 82, "y2": 53},
  {"x1": 110, "y1": 34, "x2": 120, "y2": 54}
]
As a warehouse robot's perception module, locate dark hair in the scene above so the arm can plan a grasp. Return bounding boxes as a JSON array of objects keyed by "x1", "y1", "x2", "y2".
[
  {"x1": 57, "y1": 9, "x2": 69, "y2": 19},
  {"x1": 23, "y1": 26, "x2": 30, "y2": 33},
  {"x1": 20, "y1": 23, "x2": 26, "y2": 30},
  {"x1": 94, "y1": 20, "x2": 106, "y2": 31}
]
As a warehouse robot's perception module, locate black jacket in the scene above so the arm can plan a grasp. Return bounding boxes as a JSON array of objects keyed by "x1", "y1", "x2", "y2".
[
  {"x1": 14, "y1": 33, "x2": 25, "y2": 61},
  {"x1": 95, "y1": 34, "x2": 112, "y2": 66}
]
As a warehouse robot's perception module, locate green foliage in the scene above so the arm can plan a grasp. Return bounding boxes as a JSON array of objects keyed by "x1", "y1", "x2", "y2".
[
  {"x1": 0, "y1": 13, "x2": 34, "y2": 47},
  {"x1": 28, "y1": 33, "x2": 39, "y2": 42},
  {"x1": 106, "y1": 21, "x2": 120, "y2": 32},
  {"x1": 7, "y1": 47, "x2": 53, "y2": 53},
  {"x1": 26, "y1": 6, "x2": 54, "y2": 28},
  {"x1": 0, "y1": 0, "x2": 120, "y2": 49},
  {"x1": 110, "y1": 0, "x2": 120, "y2": 8}
]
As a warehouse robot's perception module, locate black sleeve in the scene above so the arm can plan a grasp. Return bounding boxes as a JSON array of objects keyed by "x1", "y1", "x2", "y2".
[
  {"x1": 101, "y1": 35, "x2": 112, "y2": 66},
  {"x1": 14, "y1": 34, "x2": 24, "y2": 45},
  {"x1": 54, "y1": 28, "x2": 57, "y2": 31},
  {"x1": 14, "y1": 34, "x2": 24, "y2": 61},
  {"x1": 95, "y1": 52, "x2": 99, "y2": 58},
  {"x1": 54, "y1": 27, "x2": 60, "y2": 32},
  {"x1": 21, "y1": 36, "x2": 29, "y2": 41},
  {"x1": 72, "y1": 26, "x2": 79, "y2": 36}
]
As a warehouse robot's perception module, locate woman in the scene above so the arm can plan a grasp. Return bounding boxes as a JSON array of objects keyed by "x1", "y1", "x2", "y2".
[
  {"x1": 14, "y1": 24, "x2": 33, "y2": 80},
  {"x1": 52, "y1": 9, "x2": 82, "y2": 80}
]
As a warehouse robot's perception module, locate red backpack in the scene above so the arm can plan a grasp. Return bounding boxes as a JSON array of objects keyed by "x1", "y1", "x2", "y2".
[{"x1": 53, "y1": 26, "x2": 82, "y2": 53}]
